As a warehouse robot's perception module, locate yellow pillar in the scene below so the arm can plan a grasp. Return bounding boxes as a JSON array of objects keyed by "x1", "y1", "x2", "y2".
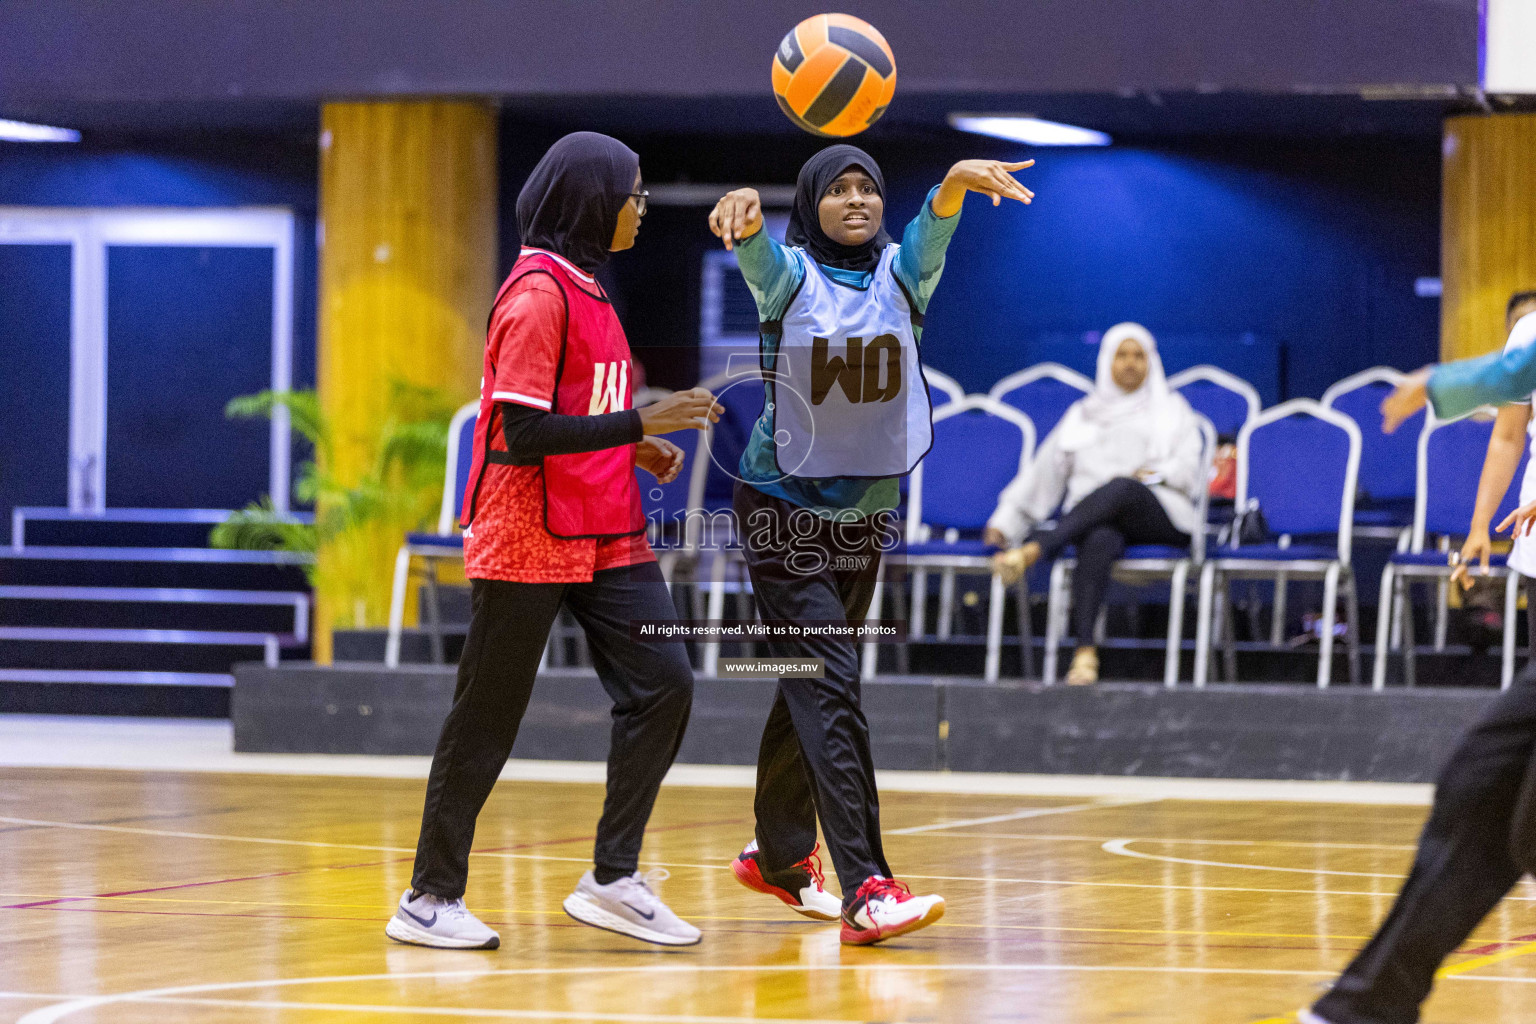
[
  {"x1": 1441, "y1": 113, "x2": 1536, "y2": 361},
  {"x1": 314, "y1": 100, "x2": 496, "y2": 661}
]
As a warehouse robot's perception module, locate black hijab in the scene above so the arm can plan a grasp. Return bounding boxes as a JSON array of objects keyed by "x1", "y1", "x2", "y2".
[
  {"x1": 516, "y1": 132, "x2": 640, "y2": 274},
  {"x1": 785, "y1": 143, "x2": 893, "y2": 273}
]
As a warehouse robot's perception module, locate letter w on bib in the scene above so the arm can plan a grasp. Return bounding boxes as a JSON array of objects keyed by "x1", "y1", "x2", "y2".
[{"x1": 588, "y1": 360, "x2": 629, "y2": 414}]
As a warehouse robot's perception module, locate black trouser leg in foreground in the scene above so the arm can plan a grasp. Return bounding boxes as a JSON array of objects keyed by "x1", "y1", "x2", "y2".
[
  {"x1": 1029, "y1": 476, "x2": 1190, "y2": 642},
  {"x1": 1312, "y1": 668, "x2": 1536, "y2": 1024},
  {"x1": 410, "y1": 561, "x2": 693, "y2": 899},
  {"x1": 734, "y1": 482, "x2": 892, "y2": 900}
]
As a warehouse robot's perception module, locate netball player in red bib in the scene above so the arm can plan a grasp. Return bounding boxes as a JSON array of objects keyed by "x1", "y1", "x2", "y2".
[{"x1": 387, "y1": 133, "x2": 721, "y2": 950}]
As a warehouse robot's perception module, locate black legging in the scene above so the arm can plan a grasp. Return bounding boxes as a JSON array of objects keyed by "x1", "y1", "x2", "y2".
[
  {"x1": 410, "y1": 561, "x2": 693, "y2": 899},
  {"x1": 1312, "y1": 665, "x2": 1536, "y2": 1024},
  {"x1": 1029, "y1": 476, "x2": 1191, "y2": 645}
]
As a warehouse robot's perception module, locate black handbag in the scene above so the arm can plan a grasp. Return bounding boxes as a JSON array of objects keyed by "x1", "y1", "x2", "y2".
[{"x1": 1230, "y1": 497, "x2": 1269, "y2": 546}]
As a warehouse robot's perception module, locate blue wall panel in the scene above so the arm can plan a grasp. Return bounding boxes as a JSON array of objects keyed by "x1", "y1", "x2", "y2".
[
  {"x1": 0, "y1": 244, "x2": 72, "y2": 535},
  {"x1": 878, "y1": 145, "x2": 1440, "y2": 401},
  {"x1": 105, "y1": 245, "x2": 274, "y2": 508}
]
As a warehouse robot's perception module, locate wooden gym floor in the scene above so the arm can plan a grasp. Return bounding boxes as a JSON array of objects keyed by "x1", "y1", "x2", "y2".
[{"x1": 3, "y1": 767, "x2": 1536, "y2": 1023}]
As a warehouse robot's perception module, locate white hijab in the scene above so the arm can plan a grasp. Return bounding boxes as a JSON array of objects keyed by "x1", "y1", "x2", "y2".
[{"x1": 1056, "y1": 322, "x2": 1185, "y2": 460}]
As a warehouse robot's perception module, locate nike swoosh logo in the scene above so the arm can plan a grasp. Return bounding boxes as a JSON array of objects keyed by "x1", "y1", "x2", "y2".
[
  {"x1": 400, "y1": 905, "x2": 438, "y2": 929},
  {"x1": 621, "y1": 901, "x2": 656, "y2": 921}
]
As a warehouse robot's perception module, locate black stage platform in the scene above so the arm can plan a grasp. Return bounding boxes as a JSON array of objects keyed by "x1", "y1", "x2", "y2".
[{"x1": 231, "y1": 661, "x2": 1499, "y2": 783}]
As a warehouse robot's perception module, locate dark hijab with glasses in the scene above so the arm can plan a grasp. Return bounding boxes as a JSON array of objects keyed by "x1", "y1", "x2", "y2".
[{"x1": 516, "y1": 132, "x2": 643, "y2": 274}]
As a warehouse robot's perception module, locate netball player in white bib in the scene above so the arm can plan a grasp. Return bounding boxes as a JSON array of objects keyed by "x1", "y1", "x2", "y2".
[
  {"x1": 707, "y1": 145, "x2": 1033, "y2": 944},
  {"x1": 1300, "y1": 290, "x2": 1536, "y2": 1023},
  {"x1": 1445, "y1": 293, "x2": 1536, "y2": 611}
]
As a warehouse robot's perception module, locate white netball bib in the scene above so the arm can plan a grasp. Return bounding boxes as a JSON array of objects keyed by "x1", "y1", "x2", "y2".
[
  {"x1": 1506, "y1": 312, "x2": 1536, "y2": 575},
  {"x1": 765, "y1": 245, "x2": 934, "y2": 479}
]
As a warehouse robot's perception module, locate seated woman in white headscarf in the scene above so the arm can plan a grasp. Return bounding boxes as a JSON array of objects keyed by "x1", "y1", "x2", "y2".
[{"x1": 985, "y1": 323, "x2": 1204, "y2": 685}]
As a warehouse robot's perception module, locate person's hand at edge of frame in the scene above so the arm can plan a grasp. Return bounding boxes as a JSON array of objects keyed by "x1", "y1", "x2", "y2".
[{"x1": 1381, "y1": 367, "x2": 1433, "y2": 434}]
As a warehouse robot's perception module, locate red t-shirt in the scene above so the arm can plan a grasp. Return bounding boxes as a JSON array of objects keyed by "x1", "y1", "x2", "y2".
[{"x1": 464, "y1": 270, "x2": 653, "y2": 584}]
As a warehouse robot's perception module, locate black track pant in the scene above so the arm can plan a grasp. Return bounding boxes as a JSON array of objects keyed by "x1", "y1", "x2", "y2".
[
  {"x1": 1312, "y1": 667, "x2": 1536, "y2": 1024},
  {"x1": 410, "y1": 560, "x2": 693, "y2": 899},
  {"x1": 734, "y1": 482, "x2": 891, "y2": 901},
  {"x1": 1029, "y1": 476, "x2": 1190, "y2": 643}
]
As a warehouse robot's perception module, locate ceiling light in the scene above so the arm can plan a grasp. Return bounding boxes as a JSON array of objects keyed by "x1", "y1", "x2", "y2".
[
  {"x1": 0, "y1": 118, "x2": 82, "y2": 143},
  {"x1": 947, "y1": 113, "x2": 1110, "y2": 147}
]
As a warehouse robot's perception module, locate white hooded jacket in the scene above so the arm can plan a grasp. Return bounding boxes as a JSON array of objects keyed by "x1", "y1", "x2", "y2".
[{"x1": 986, "y1": 323, "x2": 1204, "y2": 546}]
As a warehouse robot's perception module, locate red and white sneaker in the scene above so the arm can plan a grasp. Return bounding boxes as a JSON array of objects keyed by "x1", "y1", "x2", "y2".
[
  {"x1": 839, "y1": 876, "x2": 945, "y2": 946},
  {"x1": 731, "y1": 840, "x2": 842, "y2": 920}
]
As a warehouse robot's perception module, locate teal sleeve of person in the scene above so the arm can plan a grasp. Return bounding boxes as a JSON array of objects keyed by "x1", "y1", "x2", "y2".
[
  {"x1": 894, "y1": 185, "x2": 961, "y2": 314},
  {"x1": 733, "y1": 228, "x2": 804, "y2": 323},
  {"x1": 1427, "y1": 344, "x2": 1536, "y2": 420}
]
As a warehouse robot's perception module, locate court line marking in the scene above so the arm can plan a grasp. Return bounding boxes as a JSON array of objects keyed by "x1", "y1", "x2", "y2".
[
  {"x1": 1101, "y1": 838, "x2": 1408, "y2": 879},
  {"x1": 888, "y1": 797, "x2": 1160, "y2": 834},
  {"x1": 0, "y1": 719, "x2": 1439, "y2": 804},
  {"x1": 7, "y1": 965, "x2": 1339, "y2": 1024},
  {"x1": 0, "y1": 889, "x2": 1401, "y2": 943},
  {"x1": 24, "y1": 961, "x2": 1536, "y2": 1024},
  {"x1": 899, "y1": 832, "x2": 1419, "y2": 851},
  {"x1": 6, "y1": 816, "x2": 1529, "y2": 902},
  {"x1": 8, "y1": 814, "x2": 1533, "y2": 904},
  {"x1": 1440, "y1": 938, "x2": 1536, "y2": 979},
  {"x1": 0, "y1": 994, "x2": 75, "y2": 1002},
  {"x1": 92, "y1": 996, "x2": 856, "y2": 1023}
]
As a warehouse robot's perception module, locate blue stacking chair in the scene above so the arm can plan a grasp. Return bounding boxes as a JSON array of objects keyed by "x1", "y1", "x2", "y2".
[
  {"x1": 1323, "y1": 368, "x2": 1421, "y2": 535},
  {"x1": 633, "y1": 409, "x2": 701, "y2": 586},
  {"x1": 988, "y1": 363, "x2": 1091, "y2": 442},
  {"x1": 385, "y1": 400, "x2": 478, "y2": 668},
  {"x1": 1167, "y1": 365, "x2": 1261, "y2": 440},
  {"x1": 689, "y1": 367, "x2": 767, "y2": 674},
  {"x1": 1373, "y1": 410, "x2": 1528, "y2": 690},
  {"x1": 1194, "y1": 399, "x2": 1363, "y2": 688},
  {"x1": 880, "y1": 396, "x2": 1035, "y2": 682},
  {"x1": 1041, "y1": 416, "x2": 1217, "y2": 687},
  {"x1": 922, "y1": 366, "x2": 966, "y2": 410}
]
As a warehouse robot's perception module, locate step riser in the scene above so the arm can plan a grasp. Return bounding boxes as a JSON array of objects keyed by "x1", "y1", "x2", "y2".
[
  {"x1": 16, "y1": 522, "x2": 230, "y2": 549},
  {"x1": 0, "y1": 561, "x2": 309, "y2": 590},
  {"x1": 0, "y1": 681, "x2": 230, "y2": 717},
  {"x1": 0, "y1": 602, "x2": 303, "y2": 632},
  {"x1": 0, "y1": 640, "x2": 307, "y2": 673}
]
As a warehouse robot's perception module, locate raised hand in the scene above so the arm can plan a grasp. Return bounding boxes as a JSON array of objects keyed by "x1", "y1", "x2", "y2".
[
  {"x1": 637, "y1": 387, "x2": 723, "y2": 434},
  {"x1": 933, "y1": 159, "x2": 1035, "y2": 216},
  {"x1": 707, "y1": 188, "x2": 763, "y2": 252},
  {"x1": 636, "y1": 435, "x2": 685, "y2": 484}
]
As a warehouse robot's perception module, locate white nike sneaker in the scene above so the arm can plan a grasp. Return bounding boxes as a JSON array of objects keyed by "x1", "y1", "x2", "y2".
[
  {"x1": 731, "y1": 839, "x2": 842, "y2": 920},
  {"x1": 384, "y1": 888, "x2": 500, "y2": 949},
  {"x1": 562, "y1": 869, "x2": 702, "y2": 946},
  {"x1": 840, "y1": 876, "x2": 945, "y2": 945}
]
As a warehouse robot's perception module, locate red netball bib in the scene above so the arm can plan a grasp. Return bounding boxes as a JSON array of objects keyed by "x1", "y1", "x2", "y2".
[{"x1": 463, "y1": 248, "x2": 643, "y2": 540}]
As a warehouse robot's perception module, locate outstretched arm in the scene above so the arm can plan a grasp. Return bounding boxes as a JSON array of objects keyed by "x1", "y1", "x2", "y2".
[
  {"x1": 1383, "y1": 316, "x2": 1536, "y2": 431},
  {"x1": 931, "y1": 159, "x2": 1034, "y2": 217},
  {"x1": 896, "y1": 160, "x2": 1036, "y2": 311},
  {"x1": 1430, "y1": 343, "x2": 1536, "y2": 421},
  {"x1": 707, "y1": 187, "x2": 802, "y2": 319}
]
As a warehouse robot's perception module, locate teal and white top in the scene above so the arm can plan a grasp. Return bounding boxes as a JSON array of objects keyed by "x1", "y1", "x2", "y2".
[
  {"x1": 733, "y1": 186, "x2": 962, "y2": 518},
  {"x1": 1427, "y1": 311, "x2": 1536, "y2": 574}
]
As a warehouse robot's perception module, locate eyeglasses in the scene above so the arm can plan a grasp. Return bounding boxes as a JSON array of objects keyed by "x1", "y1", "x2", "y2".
[{"x1": 627, "y1": 190, "x2": 649, "y2": 215}]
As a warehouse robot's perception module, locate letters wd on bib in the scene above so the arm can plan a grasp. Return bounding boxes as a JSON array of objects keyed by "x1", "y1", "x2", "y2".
[{"x1": 768, "y1": 245, "x2": 933, "y2": 479}]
